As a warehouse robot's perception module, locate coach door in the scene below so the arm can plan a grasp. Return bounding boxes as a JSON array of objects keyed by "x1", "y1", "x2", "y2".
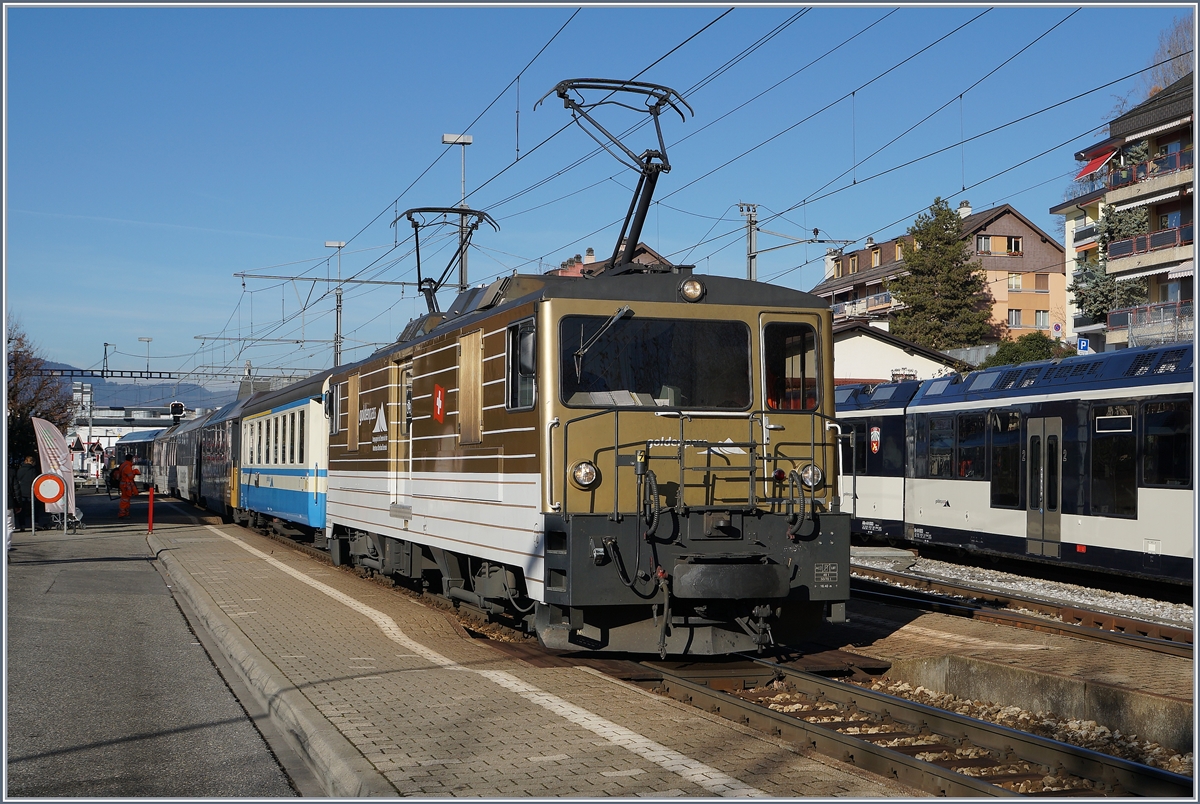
[{"x1": 1026, "y1": 417, "x2": 1062, "y2": 558}]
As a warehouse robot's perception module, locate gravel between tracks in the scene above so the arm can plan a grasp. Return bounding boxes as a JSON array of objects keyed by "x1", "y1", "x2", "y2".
[{"x1": 851, "y1": 555, "x2": 1194, "y2": 627}]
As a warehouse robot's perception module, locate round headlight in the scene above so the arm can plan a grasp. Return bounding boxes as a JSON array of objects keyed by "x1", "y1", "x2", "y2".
[
  {"x1": 571, "y1": 461, "x2": 599, "y2": 489},
  {"x1": 799, "y1": 463, "x2": 823, "y2": 488},
  {"x1": 679, "y1": 277, "x2": 705, "y2": 302}
]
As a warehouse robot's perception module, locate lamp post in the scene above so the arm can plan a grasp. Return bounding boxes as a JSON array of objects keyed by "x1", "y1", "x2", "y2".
[
  {"x1": 442, "y1": 133, "x2": 472, "y2": 291},
  {"x1": 325, "y1": 241, "x2": 345, "y2": 366},
  {"x1": 138, "y1": 337, "x2": 152, "y2": 374}
]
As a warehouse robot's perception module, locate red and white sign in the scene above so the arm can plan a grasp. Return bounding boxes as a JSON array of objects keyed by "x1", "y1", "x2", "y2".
[
  {"x1": 432, "y1": 384, "x2": 446, "y2": 424},
  {"x1": 870, "y1": 427, "x2": 881, "y2": 454},
  {"x1": 33, "y1": 473, "x2": 66, "y2": 504}
]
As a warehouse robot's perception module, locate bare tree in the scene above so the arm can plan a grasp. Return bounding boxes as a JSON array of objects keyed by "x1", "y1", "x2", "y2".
[
  {"x1": 7, "y1": 319, "x2": 75, "y2": 464},
  {"x1": 1139, "y1": 12, "x2": 1194, "y2": 99}
]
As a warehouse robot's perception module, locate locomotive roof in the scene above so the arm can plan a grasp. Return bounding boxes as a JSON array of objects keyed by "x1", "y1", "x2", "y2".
[
  {"x1": 908, "y1": 342, "x2": 1193, "y2": 408},
  {"x1": 376, "y1": 271, "x2": 830, "y2": 356}
]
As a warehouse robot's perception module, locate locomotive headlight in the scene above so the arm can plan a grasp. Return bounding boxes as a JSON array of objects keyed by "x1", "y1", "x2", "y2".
[
  {"x1": 571, "y1": 460, "x2": 600, "y2": 489},
  {"x1": 799, "y1": 463, "x2": 823, "y2": 488},
  {"x1": 679, "y1": 277, "x2": 706, "y2": 302}
]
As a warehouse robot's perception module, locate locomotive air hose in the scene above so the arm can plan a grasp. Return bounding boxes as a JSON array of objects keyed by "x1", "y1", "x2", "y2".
[{"x1": 642, "y1": 469, "x2": 659, "y2": 538}]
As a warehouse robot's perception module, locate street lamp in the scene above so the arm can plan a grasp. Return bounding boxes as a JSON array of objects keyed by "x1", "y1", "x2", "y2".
[
  {"x1": 139, "y1": 337, "x2": 152, "y2": 374},
  {"x1": 442, "y1": 133, "x2": 472, "y2": 291},
  {"x1": 325, "y1": 241, "x2": 345, "y2": 367}
]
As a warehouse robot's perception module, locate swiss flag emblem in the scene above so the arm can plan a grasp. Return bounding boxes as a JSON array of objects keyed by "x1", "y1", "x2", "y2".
[{"x1": 433, "y1": 383, "x2": 445, "y2": 423}]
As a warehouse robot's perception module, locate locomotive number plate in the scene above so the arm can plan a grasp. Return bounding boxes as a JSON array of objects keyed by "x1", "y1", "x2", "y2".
[{"x1": 813, "y1": 562, "x2": 839, "y2": 583}]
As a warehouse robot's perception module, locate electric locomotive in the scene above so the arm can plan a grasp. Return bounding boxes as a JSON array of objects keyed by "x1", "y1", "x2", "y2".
[{"x1": 318, "y1": 79, "x2": 851, "y2": 655}]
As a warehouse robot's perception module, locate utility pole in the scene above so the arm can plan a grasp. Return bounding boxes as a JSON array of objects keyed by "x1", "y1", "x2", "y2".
[
  {"x1": 739, "y1": 203, "x2": 758, "y2": 281},
  {"x1": 443, "y1": 134, "x2": 473, "y2": 291},
  {"x1": 325, "y1": 241, "x2": 345, "y2": 367},
  {"x1": 739, "y1": 203, "x2": 854, "y2": 285}
]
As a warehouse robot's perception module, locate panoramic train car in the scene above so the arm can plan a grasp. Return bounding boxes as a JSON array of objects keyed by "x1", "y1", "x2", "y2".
[
  {"x1": 322, "y1": 268, "x2": 851, "y2": 655},
  {"x1": 235, "y1": 371, "x2": 333, "y2": 537},
  {"x1": 113, "y1": 428, "x2": 164, "y2": 492},
  {"x1": 152, "y1": 410, "x2": 216, "y2": 502},
  {"x1": 834, "y1": 380, "x2": 921, "y2": 540},
  {"x1": 198, "y1": 395, "x2": 255, "y2": 518},
  {"x1": 849, "y1": 344, "x2": 1192, "y2": 582}
]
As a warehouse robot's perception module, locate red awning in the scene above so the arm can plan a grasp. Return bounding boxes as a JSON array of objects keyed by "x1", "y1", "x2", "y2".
[{"x1": 1074, "y1": 150, "x2": 1116, "y2": 180}]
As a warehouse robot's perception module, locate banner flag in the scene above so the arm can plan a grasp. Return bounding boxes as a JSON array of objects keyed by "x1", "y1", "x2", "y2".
[{"x1": 32, "y1": 417, "x2": 75, "y2": 517}]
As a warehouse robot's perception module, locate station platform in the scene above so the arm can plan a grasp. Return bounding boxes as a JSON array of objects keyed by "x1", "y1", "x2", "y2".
[{"x1": 83, "y1": 491, "x2": 923, "y2": 798}]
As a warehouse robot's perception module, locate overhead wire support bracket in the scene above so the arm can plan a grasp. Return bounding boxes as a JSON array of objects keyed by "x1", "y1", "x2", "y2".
[
  {"x1": 535, "y1": 79, "x2": 692, "y2": 274},
  {"x1": 392, "y1": 206, "x2": 498, "y2": 315}
]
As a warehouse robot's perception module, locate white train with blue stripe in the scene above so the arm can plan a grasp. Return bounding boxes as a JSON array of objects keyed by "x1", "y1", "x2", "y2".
[{"x1": 837, "y1": 343, "x2": 1193, "y2": 583}]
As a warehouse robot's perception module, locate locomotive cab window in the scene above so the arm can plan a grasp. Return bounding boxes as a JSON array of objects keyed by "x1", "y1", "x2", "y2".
[
  {"x1": 507, "y1": 319, "x2": 536, "y2": 411},
  {"x1": 764, "y1": 322, "x2": 818, "y2": 410},
  {"x1": 560, "y1": 315, "x2": 750, "y2": 409}
]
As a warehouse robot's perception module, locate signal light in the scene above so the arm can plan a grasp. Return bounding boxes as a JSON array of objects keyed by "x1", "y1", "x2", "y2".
[{"x1": 773, "y1": 469, "x2": 787, "y2": 482}]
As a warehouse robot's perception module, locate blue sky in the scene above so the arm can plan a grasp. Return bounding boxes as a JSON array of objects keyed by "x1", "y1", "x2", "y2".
[{"x1": 6, "y1": 4, "x2": 1193, "y2": 399}]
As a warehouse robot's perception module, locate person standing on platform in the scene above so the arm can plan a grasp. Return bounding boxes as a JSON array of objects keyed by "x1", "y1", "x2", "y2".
[
  {"x1": 116, "y1": 454, "x2": 140, "y2": 519},
  {"x1": 13, "y1": 456, "x2": 38, "y2": 531}
]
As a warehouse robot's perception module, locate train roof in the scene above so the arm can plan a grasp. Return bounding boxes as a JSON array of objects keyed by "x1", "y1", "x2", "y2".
[
  {"x1": 203, "y1": 395, "x2": 255, "y2": 427},
  {"x1": 908, "y1": 342, "x2": 1193, "y2": 408},
  {"x1": 114, "y1": 428, "x2": 167, "y2": 444},
  {"x1": 835, "y1": 380, "x2": 923, "y2": 412},
  {"x1": 376, "y1": 271, "x2": 831, "y2": 357},
  {"x1": 241, "y1": 368, "x2": 336, "y2": 417}
]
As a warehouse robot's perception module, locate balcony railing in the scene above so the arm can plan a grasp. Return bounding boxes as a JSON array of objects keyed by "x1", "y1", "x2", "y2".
[
  {"x1": 831, "y1": 291, "x2": 901, "y2": 318},
  {"x1": 1108, "y1": 149, "x2": 1194, "y2": 190},
  {"x1": 1074, "y1": 223, "x2": 1097, "y2": 242},
  {"x1": 1107, "y1": 300, "x2": 1194, "y2": 346},
  {"x1": 1107, "y1": 223, "x2": 1193, "y2": 260},
  {"x1": 1063, "y1": 147, "x2": 1193, "y2": 202}
]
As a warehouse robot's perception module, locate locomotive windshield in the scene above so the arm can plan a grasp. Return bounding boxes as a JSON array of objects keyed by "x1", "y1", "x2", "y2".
[{"x1": 560, "y1": 315, "x2": 750, "y2": 408}]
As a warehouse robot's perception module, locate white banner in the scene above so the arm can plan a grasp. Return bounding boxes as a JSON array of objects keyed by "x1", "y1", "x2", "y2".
[{"x1": 32, "y1": 417, "x2": 75, "y2": 517}]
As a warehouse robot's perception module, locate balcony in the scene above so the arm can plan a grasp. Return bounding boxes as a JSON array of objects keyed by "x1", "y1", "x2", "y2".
[
  {"x1": 1107, "y1": 300, "x2": 1194, "y2": 347},
  {"x1": 1073, "y1": 223, "x2": 1097, "y2": 243},
  {"x1": 1107, "y1": 223, "x2": 1193, "y2": 260},
  {"x1": 1108, "y1": 149, "x2": 1194, "y2": 190},
  {"x1": 832, "y1": 291, "x2": 901, "y2": 319}
]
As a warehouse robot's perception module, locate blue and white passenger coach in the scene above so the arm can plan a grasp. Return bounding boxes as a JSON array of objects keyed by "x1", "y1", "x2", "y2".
[
  {"x1": 236, "y1": 371, "x2": 333, "y2": 536},
  {"x1": 889, "y1": 344, "x2": 1192, "y2": 581}
]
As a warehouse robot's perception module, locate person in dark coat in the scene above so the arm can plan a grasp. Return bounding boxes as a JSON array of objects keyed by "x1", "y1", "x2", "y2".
[{"x1": 13, "y1": 456, "x2": 38, "y2": 531}]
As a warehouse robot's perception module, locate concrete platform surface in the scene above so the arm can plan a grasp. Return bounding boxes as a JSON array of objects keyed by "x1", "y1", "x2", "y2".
[{"x1": 141, "y1": 508, "x2": 925, "y2": 798}]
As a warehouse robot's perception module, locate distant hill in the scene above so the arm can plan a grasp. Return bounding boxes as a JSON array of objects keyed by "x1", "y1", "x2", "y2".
[{"x1": 45, "y1": 362, "x2": 239, "y2": 410}]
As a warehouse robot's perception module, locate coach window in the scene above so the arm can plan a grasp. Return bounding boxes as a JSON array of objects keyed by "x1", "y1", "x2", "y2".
[
  {"x1": 298, "y1": 410, "x2": 305, "y2": 464},
  {"x1": 957, "y1": 414, "x2": 986, "y2": 479},
  {"x1": 1091, "y1": 404, "x2": 1137, "y2": 517},
  {"x1": 289, "y1": 412, "x2": 296, "y2": 464},
  {"x1": 1143, "y1": 400, "x2": 1191, "y2": 487},
  {"x1": 256, "y1": 421, "x2": 262, "y2": 464},
  {"x1": 927, "y1": 416, "x2": 954, "y2": 477},
  {"x1": 989, "y1": 410, "x2": 1021, "y2": 508},
  {"x1": 507, "y1": 319, "x2": 536, "y2": 411},
  {"x1": 326, "y1": 386, "x2": 340, "y2": 437},
  {"x1": 274, "y1": 418, "x2": 280, "y2": 464}
]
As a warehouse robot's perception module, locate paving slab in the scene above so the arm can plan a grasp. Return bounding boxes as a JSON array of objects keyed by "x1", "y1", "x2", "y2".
[{"x1": 146, "y1": 516, "x2": 926, "y2": 797}]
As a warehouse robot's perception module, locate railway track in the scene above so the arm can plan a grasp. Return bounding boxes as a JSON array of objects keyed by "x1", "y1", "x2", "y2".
[
  {"x1": 851, "y1": 565, "x2": 1193, "y2": 659},
  {"x1": 639, "y1": 657, "x2": 1193, "y2": 797}
]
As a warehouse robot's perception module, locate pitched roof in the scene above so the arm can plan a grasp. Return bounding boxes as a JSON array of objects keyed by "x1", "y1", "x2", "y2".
[
  {"x1": 1108, "y1": 72, "x2": 1193, "y2": 140},
  {"x1": 808, "y1": 203, "x2": 1062, "y2": 297},
  {"x1": 832, "y1": 320, "x2": 970, "y2": 371}
]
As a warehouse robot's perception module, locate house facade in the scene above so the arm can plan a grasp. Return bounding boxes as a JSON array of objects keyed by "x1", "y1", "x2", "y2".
[
  {"x1": 1050, "y1": 72, "x2": 1193, "y2": 351},
  {"x1": 808, "y1": 202, "x2": 1066, "y2": 340}
]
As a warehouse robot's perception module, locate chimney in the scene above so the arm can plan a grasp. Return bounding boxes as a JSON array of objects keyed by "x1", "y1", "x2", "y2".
[
  {"x1": 574, "y1": 254, "x2": 583, "y2": 265},
  {"x1": 957, "y1": 200, "x2": 972, "y2": 219},
  {"x1": 584, "y1": 247, "x2": 595, "y2": 264},
  {"x1": 824, "y1": 248, "x2": 840, "y2": 281},
  {"x1": 865, "y1": 237, "x2": 875, "y2": 248}
]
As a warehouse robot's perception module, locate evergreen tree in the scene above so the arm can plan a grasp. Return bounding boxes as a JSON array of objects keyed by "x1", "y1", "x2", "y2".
[
  {"x1": 979, "y1": 332, "x2": 1076, "y2": 368},
  {"x1": 887, "y1": 198, "x2": 996, "y2": 350},
  {"x1": 1068, "y1": 204, "x2": 1149, "y2": 321}
]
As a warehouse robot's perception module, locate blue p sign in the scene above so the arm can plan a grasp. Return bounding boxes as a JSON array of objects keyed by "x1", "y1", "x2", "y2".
[{"x1": 1078, "y1": 338, "x2": 1090, "y2": 353}]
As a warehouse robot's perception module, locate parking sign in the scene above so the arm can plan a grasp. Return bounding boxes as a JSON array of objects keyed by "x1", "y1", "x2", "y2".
[{"x1": 1078, "y1": 337, "x2": 1090, "y2": 353}]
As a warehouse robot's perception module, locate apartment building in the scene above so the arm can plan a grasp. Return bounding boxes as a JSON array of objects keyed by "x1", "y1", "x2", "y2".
[
  {"x1": 1051, "y1": 72, "x2": 1193, "y2": 350},
  {"x1": 809, "y1": 201, "x2": 1066, "y2": 338}
]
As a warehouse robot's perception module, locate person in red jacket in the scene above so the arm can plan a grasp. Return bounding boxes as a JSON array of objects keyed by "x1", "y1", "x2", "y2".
[{"x1": 116, "y1": 454, "x2": 140, "y2": 519}]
